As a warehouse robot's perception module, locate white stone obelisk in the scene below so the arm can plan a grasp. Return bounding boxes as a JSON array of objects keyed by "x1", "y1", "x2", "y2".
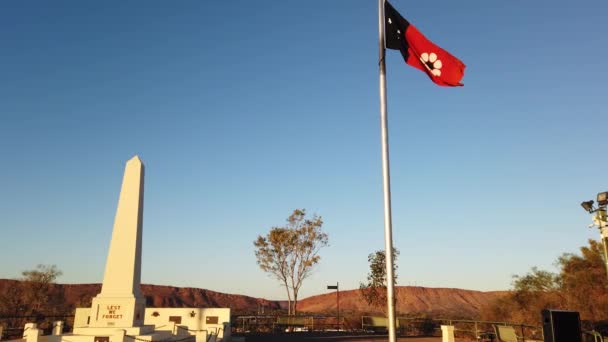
[{"x1": 88, "y1": 156, "x2": 146, "y2": 329}]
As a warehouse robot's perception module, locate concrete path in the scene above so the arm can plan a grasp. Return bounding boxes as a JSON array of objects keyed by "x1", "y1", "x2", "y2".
[{"x1": 240, "y1": 334, "x2": 451, "y2": 342}]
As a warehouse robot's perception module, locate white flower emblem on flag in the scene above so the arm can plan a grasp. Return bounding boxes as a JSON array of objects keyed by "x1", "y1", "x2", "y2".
[{"x1": 420, "y1": 52, "x2": 442, "y2": 77}]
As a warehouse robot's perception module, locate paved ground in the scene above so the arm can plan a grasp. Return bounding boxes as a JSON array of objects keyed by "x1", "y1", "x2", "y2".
[
  {"x1": 238, "y1": 334, "x2": 451, "y2": 342},
  {"x1": 5, "y1": 334, "x2": 463, "y2": 342}
]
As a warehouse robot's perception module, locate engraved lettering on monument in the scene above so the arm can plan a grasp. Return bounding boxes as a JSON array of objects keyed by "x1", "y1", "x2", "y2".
[{"x1": 101, "y1": 305, "x2": 123, "y2": 320}]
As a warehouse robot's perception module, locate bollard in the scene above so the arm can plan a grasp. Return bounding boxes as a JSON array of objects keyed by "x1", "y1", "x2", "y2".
[
  {"x1": 23, "y1": 324, "x2": 41, "y2": 342},
  {"x1": 441, "y1": 325, "x2": 455, "y2": 342},
  {"x1": 23, "y1": 323, "x2": 40, "y2": 341},
  {"x1": 53, "y1": 321, "x2": 64, "y2": 336},
  {"x1": 23, "y1": 323, "x2": 37, "y2": 338}
]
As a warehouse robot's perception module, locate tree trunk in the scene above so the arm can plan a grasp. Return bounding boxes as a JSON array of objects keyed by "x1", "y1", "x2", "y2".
[
  {"x1": 284, "y1": 282, "x2": 292, "y2": 316},
  {"x1": 293, "y1": 292, "x2": 298, "y2": 316}
]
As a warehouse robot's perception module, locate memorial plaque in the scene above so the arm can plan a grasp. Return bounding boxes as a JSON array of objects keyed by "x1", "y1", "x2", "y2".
[
  {"x1": 169, "y1": 316, "x2": 182, "y2": 324},
  {"x1": 206, "y1": 316, "x2": 219, "y2": 324}
]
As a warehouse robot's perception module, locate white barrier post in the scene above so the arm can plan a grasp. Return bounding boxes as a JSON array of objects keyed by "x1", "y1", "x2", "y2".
[
  {"x1": 441, "y1": 325, "x2": 455, "y2": 342},
  {"x1": 23, "y1": 323, "x2": 41, "y2": 342},
  {"x1": 53, "y1": 321, "x2": 64, "y2": 335}
]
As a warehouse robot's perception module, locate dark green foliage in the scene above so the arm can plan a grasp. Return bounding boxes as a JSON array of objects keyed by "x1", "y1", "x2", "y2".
[
  {"x1": 359, "y1": 248, "x2": 399, "y2": 314},
  {"x1": 0, "y1": 265, "x2": 67, "y2": 334},
  {"x1": 481, "y1": 239, "x2": 608, "y2": 327}
]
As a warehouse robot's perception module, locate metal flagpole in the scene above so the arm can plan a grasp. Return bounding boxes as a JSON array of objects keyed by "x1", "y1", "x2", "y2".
[{"x1": 378, "y1": 0, "x2": 397, "y2": 341}]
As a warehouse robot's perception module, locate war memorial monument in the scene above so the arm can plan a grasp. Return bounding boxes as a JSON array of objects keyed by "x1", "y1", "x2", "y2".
[{"x1": 18, "y1": 156, "x2": 231, "y2": 342}]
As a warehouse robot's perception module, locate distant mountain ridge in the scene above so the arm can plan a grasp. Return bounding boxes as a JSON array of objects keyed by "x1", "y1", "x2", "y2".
[
  {"x1": 298, "y1": 286, "x2": 506, "y2": 318},
  {"x1": 0, "y1": 279, "x2": 505, "y2": 318}
]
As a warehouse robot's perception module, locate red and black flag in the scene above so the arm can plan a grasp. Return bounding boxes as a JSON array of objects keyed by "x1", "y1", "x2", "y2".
[{"x1": 384, "y1": 1, "x2": 465, "y2": 87}]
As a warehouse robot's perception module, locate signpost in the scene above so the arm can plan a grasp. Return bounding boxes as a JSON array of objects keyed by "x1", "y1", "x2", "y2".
[{"x1": 327, "y1": 283, "x2": 340, "y2": 330}]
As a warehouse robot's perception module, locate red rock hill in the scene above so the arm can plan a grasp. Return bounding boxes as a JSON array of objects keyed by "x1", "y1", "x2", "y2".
[
  {"x1": 298, "y1": 287, "x2": 506, "y2": 317},
  {"x1": 0, "y1": 280, "x2": 505, "y2": 318}
]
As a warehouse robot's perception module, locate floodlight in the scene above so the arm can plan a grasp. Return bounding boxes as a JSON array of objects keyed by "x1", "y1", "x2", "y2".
[
  {"x1": 581, "y1": 200, "x2": 594, "y2": 213},
  {"x1": 597, "y1": 192, "x2": 608, "y2": 207}
]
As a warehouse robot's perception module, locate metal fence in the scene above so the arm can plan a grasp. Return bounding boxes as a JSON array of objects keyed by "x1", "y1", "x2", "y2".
[
  {"x1": 234, "y1": 315, "x2": 346, "y2": 333},
  {"x1": 361, "y1": 316, "x2": 544, "y2": 341}
]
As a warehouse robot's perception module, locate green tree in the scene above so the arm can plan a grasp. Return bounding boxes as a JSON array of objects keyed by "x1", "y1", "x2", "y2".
[
  {"x1": 481, "y1": 239, "x2": 608, "y2": 326},
  {"x1": 254, "y1": 209, "x2": 329, "y2": 315},
  {"x1": 558, "y1": 239, "x2": 608, "y2": 321},
  {"x1": 0, "y1": 265, "x2": 65, "y2": 333},
  {"x1": 21, "y1": 264, "x2": 64, "y2": 315},
  {"x1": 512, "y1": 267, "x2": 564, "y2": 323},
  {"x1": 359, "y1": 248, "x2": 399, "y2": 314},
  {"x1": 481, "y1": 267, "x2": 563, "y2": 324},
  {"x1": 0, "y1": 281, "x2": 27, "y2": 329}
]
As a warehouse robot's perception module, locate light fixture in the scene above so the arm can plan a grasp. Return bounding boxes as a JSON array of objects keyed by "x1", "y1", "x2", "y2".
[
  {"x1": 581, "y1": 192, "x2": 608, "y2": 283},
  {"x1": 597, "y1": 192, "x2": 608, "y2": 207},
  {"x1": 581, "y1": 200, "x2": 595, "y2": 213}
]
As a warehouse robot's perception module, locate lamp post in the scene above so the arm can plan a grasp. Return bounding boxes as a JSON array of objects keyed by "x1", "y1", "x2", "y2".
[
  {"x1": 327, "y1": 283, "x2": 339, "y2": 330},
  {"x1": 581, "y1": 191, "x2": 608, "y2": 281}
]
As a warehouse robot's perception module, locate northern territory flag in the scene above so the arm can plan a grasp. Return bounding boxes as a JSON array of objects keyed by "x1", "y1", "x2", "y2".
[{"x1": 385, "y1": 1, "x2": 465, "y2": 87}]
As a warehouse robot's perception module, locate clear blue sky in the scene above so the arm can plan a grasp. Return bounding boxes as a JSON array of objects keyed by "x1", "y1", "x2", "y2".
[{"x1": 1, "y1": 1, "x2": 607, "y2": 300}]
